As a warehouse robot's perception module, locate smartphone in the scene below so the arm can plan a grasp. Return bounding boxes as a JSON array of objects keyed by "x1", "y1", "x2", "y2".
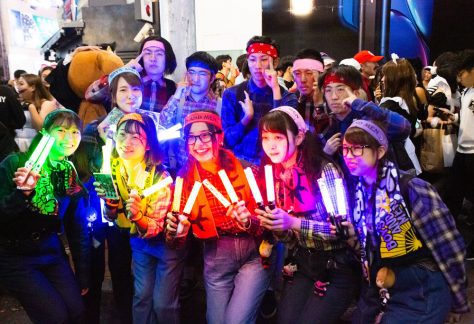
[{"x1": 93, "y1": 173, "x2": 119, "y2": 200}]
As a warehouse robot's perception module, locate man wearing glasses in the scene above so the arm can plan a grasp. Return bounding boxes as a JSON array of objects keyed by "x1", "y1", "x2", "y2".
[{"x1": 159, "y1": 51, "x2": 220, "y2": 171}]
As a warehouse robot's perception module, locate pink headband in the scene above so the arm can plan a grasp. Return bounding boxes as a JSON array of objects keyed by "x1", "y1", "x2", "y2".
[
  {"x1": 142, "y1": 40, "x2": 165, "y2": 52},
  {"x1": 292, "y1": 58, "x2": 324, "y2": 73},
  {"x1": 271, "y1": 106, "x2": 307, "y2": 133},
  {"x1": 184, "y1": 112, "x2": 222, "y2": 131},
  {"x1": 347, "y1": 119, "x2": 388, "y2": 149}
]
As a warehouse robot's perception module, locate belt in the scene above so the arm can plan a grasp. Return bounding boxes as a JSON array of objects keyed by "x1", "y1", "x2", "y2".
[
  {"x1": 217, "y1": 230, "x2": 249, "y2": 238},
  {"x1": 0, "y1": 228, "x2": 55, "y2": 246}
]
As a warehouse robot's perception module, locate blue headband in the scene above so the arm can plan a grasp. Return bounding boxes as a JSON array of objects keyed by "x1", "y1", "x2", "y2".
[{"x1": 186, "y1": 60, "x2": 216, "y2": 75}]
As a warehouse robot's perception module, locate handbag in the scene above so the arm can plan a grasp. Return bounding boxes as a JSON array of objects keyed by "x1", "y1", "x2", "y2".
[{"x1": 420, "y1": 126, "x2": 444, "y2": 173}]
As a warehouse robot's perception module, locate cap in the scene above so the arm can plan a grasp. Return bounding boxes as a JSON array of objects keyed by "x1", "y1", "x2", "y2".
[
  {"x1": 354, "y1": 50, "x2": 384, "y2": 64},
  {"x1": 321, "y1": 52, "x2": 336, "y2": 66},
  {"x1": 339, "y1": 58, "x2": 361, "y2": 70}
]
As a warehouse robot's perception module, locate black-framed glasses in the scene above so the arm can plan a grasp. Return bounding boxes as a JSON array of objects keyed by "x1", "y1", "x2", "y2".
[
  {"x1": 342, "y1": 145, "x2": 370, "y2": 157},
  {"x1": 186, "y1": 132, "x2": 215, "y2": 145}
]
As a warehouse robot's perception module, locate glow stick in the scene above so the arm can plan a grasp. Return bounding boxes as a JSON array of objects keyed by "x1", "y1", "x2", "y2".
[
  {"x1": 141, "y1": 176, "x2": 173, "y2": 198},
  {"x1": 218, "y1": 169, "x2": 239, "y2": 203},
  {"x1": 183, "y1": 181, "x2": 202, "y2": 215},
  {"x1": 244, "y1": 167, "x2": 264, "y2": 205},
  {"x1": 172, "y1": 177, "x2": 184, "y2": 212},
  {"x1": 264, "y1": 165, "x2": 275, "y2": 203},
  {"x1": 335, "y1": 179, "x2": 347, "y2": 216},
  {"x1": 133, "y1": 169, "x2": 149, "y2": 189},
  {"x1": 157, "y1": 123, "x2": 183, "y2": 142},
  {"x1": 24, "y1": 134, "x2": 50, "y2": 169},
  {"x1": 203, "y1": 179, "x2": 231, "y2": 208},
  {"x1": 31, "y1": 136, "x2": 55, "y2": 172},
  {"x1": 177, "y1": 215, "x2": 188, "y2": 235},
  {"x1": 317, "y1": 178, "x2": 335, "y2": 214},
  {"x1": 102, "y1": 138, "x2": 114, "y2": 173}
]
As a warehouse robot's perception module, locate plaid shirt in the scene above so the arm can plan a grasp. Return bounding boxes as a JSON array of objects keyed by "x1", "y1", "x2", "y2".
[
  {"x1": 141, "y1": 78, "x2": 176, "y2": 113},
  {"x1": 159, "y1": 92, "x2": 219, "y2": 168},
  {"x1": 407, "y1": 177, "x2": 469, "y2": 313},
  {"x1": 221, "y1": 78, "x2": 298, "y2": 165},
  {"x1": 275, "y1": 162, "x2": 347, "y2": 251},
  {"x1": 113, "y1": 161, "x2": 172, "y2": 238}
]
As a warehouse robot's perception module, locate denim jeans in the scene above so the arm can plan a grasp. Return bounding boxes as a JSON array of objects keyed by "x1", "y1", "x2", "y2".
[
  {"x1": 353, "y1": 265, "x2": 451, "y2": 324},
  {"x1": 83, "y1": 225, "x2": 133, "y2": 324},
  {"x1": 131, "y1": 235, "x2": 187, "y2": 324},
  {"x1": 203, "y1": 235, "x2": 273, "y2": 324},
  {"x1": 277, "y1": 247, "x2": 360, "y2": 324},
  {"x1": 0, "y1": 234, "x2": 85, "y2": 324}
]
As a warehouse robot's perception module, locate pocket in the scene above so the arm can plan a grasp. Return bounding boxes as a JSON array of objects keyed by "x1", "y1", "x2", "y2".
[{"x1": 389, "y1": 266, "x2": 427, "y2": 314}]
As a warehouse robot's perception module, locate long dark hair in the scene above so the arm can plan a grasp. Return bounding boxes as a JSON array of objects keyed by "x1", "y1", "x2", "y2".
[
  {"x1": 259, "y1": 110, "x2": 330, "y2": 190},
  {"x1": 382, "y1": 59, "x2": 418, "y2": 116}
]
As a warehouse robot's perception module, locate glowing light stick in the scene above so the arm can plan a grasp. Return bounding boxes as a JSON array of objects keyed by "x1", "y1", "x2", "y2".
[
  {"x1": 317, "y1": 178, "x2": 335, "y2": 215},
  {"x1": 141, "y1": 176, "x2": 173, "y2": 198},
  {"x1": 218, "y1": 170, "x2": 239, "y2": 204},
  {"x1": 244, "y1": 167, "x2": 264, "y2": 209},
  {"x1": 203, "y1": 179, "x2": 231, "y2": 208},
  {"x1": 101, "y1": 138, "x2": 114, "y2": 173},
  {"x1": 24, "y1": 134, "x2": 51, "y2": 169},
  {"x1": 31, "y1": 136, "x2": 55, "y2": 173},
  {"x1": 182, "y1": 181, "x2": 202, "y2": 215},
  {"x1": 335, "y1": 178, "x2": 347, "y2": 217},
  {"x1": 157, "y1": 123, "x2": 182, "y2": 142},
  {"x1": 18, "y1": 135, "x2": 55, "y2": 189},
  {"x1": 172, "y1": 177, "x2": 184, "y2": 213},
  {"x1": 264, "y1": 165, "x2": 276, "y2": 209}
]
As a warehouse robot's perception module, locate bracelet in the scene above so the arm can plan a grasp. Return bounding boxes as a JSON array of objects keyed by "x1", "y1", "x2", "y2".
[
  {"x1": 129, "y1": 211, "x2": 144, "y2": 222},
  {"x1": 105, "y1": 200, "x2": 119, "y2": 208}
]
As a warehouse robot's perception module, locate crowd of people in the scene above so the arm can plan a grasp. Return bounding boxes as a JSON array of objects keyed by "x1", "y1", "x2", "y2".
[{"x1": 0, "y1": 34, "x2": 473, "y2": 324}]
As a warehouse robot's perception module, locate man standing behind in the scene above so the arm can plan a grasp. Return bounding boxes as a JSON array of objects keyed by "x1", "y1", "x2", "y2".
[
  {"x1": 127, "y1": 36, "x2": 177, "y2": 113},
  {"x1": 292, "y1": 49, "x2": 326, "y2": 134},
  {"x1": 216, "y1": 54, "x2": 238, "y2": 89},
  {"x1": 353, "y1": 50, "x2": 384, "y2": 102},
  {"x1": 0, "y1": 84, "x2": 25, "y2": 160},
  {"x1": 160, "y1": 51, "x2": 220, "y2": 171},
  {"x1": 221, "y1": 36, "x2": 298, "y2": 166}
]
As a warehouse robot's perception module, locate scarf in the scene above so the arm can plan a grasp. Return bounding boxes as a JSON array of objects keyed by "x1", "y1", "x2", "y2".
[
  {"x1": 30, "y1": 159, "x2": 83, "y2": 216},
  {"x1": 111, "y1": 158, "x2": 156, "y2": 232},
  {"x1": 353, "y1": 161, "x2": 423, "y2": 280},
  {"x1": 179, "y1": 150, "x2": 256, "y2": 239}
]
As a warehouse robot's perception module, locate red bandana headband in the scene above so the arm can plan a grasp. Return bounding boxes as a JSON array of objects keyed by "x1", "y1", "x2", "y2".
[
  {"x1": 184, "y1": 112, "x2": 222, "y2": 131},
  {"x1": 246, "y1": 43, "x2": 278, "y2": 58},
  {"x1": 322, "y1": 72, "x2": 358, "y2": 90}
]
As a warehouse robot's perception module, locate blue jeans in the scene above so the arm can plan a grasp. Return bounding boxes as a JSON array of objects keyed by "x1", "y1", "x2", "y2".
[
  {"x1": 353, "y1": 265, "x2": 451, "y2": 324},
  {"x1": 131, "y1": 235, "x2": 186, "y2": 324},
  {"x1": 203, "y1": 235, "x2": 273, "y2": 324},
  {"x1": 277, "y1": 247, "x2": 360, "y2": 324},
  {"x1": 0, "y1": 234, "x2": 85, "y2": 324}
]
